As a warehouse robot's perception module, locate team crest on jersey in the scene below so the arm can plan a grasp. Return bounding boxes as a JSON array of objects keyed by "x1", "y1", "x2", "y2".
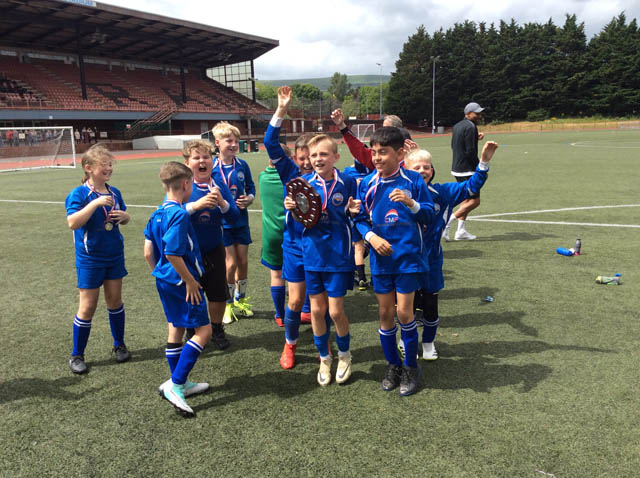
[
  {"x1": 229, "y1": 184, "x2": 238, "y2": 198},
  {"x1": 237, "y1": 171, "x2": 245, "y2": 182},
  {"x1": 402, "y1": 189, "x2": 412, "y2": 199},
  {"x1": 332, "y1": 192, "x2": 344, "y2": 206},
  {"x1": 434, "y1": 203, "x2": 441, "y2": 214},
  {"x1": 385, "y1": 209, "x2": 399, "y2": 224},
  {"x1": 198, "y1": 211, "x2": 211, "y2": 223}
]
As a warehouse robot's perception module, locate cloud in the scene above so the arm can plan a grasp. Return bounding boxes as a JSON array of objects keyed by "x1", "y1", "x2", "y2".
[{"x1": 102, "y1": 0, "x2": 640, "y2": 79}]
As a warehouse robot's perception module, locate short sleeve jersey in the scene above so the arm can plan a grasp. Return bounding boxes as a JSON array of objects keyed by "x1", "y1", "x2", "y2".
[
  {"x1": 65, "y1": 183, "x2": 126, "y2": 267},
  {"x1": 212, "y1": 157, "x2": 255, "y2": 230},
  {"x1": 144, "y1": 201, "x2": 203, "y2": 285}
]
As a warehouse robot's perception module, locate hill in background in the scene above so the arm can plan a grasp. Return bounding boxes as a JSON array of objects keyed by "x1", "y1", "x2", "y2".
[{"x1": 262, "y1": 74, "x2": 391, "y2": 91}]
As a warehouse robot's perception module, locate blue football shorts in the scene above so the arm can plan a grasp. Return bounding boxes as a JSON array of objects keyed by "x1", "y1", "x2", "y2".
[
  {"x1": 305, "y1": 270, "x2": 354, "y2": 298},
  {"x1": 372, "y1": 272, "x2": 421, "y2": 294},
  {"x1": 76, "y1": 261, "x2": 127, "y2": 289},
  {"x1": 155, "y1": 278, "x2": 210, "y2": 329}
]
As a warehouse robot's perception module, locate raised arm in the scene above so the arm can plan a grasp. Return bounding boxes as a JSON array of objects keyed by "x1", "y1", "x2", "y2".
[
  {"x1": 332, "y1": 108, "x2": 374, "y2": 170},
  {"x1": 264, "y1": 86, "x2": 293, "y2": 163}
]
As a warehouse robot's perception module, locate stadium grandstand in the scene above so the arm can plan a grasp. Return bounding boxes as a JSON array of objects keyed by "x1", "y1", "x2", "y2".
[{"x1": 0, "y1": 0, "x2": 278, "y2": 152}]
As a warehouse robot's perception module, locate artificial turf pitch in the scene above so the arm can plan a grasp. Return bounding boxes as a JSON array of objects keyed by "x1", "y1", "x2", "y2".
[{"x1": 0, "y1": 129, "x2": 638, "y2": 477}]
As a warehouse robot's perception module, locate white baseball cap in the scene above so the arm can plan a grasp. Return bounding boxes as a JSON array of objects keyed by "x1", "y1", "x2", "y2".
[{"x1": 464, "y1": 102, "x2": 485, "y2": 114}]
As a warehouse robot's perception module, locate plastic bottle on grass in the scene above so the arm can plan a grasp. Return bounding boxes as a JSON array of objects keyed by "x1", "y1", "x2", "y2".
[
  {"x1": 574, "y1": 239, "x2": 582, "y2": 255},
  {"x1": 556, "y1": 247, "x2": 575, "y2": 256},
  {"x1": 596, "y1": 274, "x2": 622, "y2": 285}
]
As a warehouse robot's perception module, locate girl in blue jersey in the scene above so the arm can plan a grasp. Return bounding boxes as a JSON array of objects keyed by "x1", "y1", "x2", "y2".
[
  {"x1": 399, "y1": 143, "x2": 498, "y2": 361},
  {"x1": 65, "y1": 143, "x2": 131, "y2": 374}
]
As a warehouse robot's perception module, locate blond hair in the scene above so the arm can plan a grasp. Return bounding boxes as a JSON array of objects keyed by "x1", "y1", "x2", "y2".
[
  {"x1": 182, "y1": 139, "x2": 214, "y2": 160},
  {"x1": 159, "y1": 161, "x2": 193, "y2": 190},
  {"x1": 406, "y1": 149, "x2": 433, "y2": 166},
  {"x1": 81, "y1": 143, "x2": 114, "y2": 183},
  {"x1": 212, "y1": 121, "x2": 241, "y2": 140},
  {"x1": 307, "y1": 134, "x2": 338, "y2": 154}
]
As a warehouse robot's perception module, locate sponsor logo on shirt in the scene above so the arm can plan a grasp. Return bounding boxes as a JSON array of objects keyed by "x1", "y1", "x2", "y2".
[
  {"x1": 385, "y1": 209, "x2": 399, "y2": 224},
  {"x1": 198, "y1": 211, "x2": 211, "y2": 223},
  {"x1": 229, "y1": 184, "x2": 238, "y2": 199},
  {"x1": 332, "y1": 192, "x2": 344, "y2": 206}
]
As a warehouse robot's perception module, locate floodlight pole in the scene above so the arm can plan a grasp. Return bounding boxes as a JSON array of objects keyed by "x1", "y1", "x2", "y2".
[
  {"x1": 431, "y1": 55, "x2": 440, "y2": 135},
  {"x1": 376, "y1": 62, "x2": 382, "y2": 119}
]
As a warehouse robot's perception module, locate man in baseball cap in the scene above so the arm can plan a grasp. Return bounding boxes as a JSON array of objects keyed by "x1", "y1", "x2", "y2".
[{"x1": 444, "y1": 102, "x2": 486, "y2": 240}]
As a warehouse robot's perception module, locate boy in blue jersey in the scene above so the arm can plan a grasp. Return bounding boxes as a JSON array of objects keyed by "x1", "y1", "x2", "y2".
[
  {"x1": 65, "y1": 144, "x2": 131, "y2": 374},
  {"x1": 211, "y1": 122, "x2": 256, "y2": 323},
  {"x1": 264, "y1": 87, "x2": 318, "y2": 370},
  {"x1": 399, "y1": 142, "x2": 498, "y2": 360},
  {"x1": 181, "y1": 139, "x2": 239, "y2": 349},
  {"x1": 144, "y1": 162, "x2": 211, "y2": 418},
  {"x1": 353, "y1": 127, "x2": 436, "y2": 396},
  {"x1": 283, "y1": 133, "x2": 360, "y2": 385}
]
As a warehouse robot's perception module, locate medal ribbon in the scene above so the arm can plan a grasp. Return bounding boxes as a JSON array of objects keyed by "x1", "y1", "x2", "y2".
[
  {"x1": 318, "y1": 169, "x2": 339, "y2": 211},
  {"x1": 216, "y1": 158, "x2": 235, "y2": 189},
  {"x1": 86, "y1": 181, "x2": 114, "y2": 224},
  {"x1": 195, "y1": 177, "x2": 216, "y2": 192},
  {"x1": 364, "y1": 166, "x2": 401, "y2": 214}
]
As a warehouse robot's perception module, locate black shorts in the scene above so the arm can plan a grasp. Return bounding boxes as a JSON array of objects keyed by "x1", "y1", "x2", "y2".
[
  {"x1": 455, "y1": 175, "x2": 480, "y2": 198},
  {"x1": 200, "y1": 244, "x2": 229, "y2": 302}
]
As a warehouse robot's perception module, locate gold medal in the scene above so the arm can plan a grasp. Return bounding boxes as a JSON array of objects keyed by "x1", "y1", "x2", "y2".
[{"x1": 104, "y1": 222, "x2": 114, "y2": 231}]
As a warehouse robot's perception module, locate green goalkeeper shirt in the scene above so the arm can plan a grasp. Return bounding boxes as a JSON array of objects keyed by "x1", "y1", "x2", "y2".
[{"x1": 259, "y1": 166, "x2": 285, "y2": 268}]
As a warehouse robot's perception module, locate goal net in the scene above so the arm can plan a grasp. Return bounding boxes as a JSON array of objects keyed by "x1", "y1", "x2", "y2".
[
  {"x1": 0, "y1": 126, "x2": 76, "y2": 172},
  {"x1": 353, "y1": 124, "x2": 375, "y2": 142}
]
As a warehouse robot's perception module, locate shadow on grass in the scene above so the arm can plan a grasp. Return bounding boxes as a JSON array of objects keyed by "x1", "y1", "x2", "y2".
[
  {"x1": 0, "y1": 377, "x2": 103, "y2": 403},
  {"x1": 442, "y1": 310, "x2": 538, "y2": 337},
  {"x1": 474, "y1": 231, "x2": 557, "y2": 242},
  {"x1": 439, "y1": 339, "x2": 615, "y2": 358},
  {"x1": 443, "y1": 249, "x2": 484, "y2": 260}
]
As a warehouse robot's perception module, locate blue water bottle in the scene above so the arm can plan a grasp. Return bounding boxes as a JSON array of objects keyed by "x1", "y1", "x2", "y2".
[{"x1": 556, "y1": 247, "x2": 574, "y2": 256}]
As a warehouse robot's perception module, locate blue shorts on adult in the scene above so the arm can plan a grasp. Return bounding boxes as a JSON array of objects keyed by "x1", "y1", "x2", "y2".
[
  {"x1": 420, "y1": 266, "x2": 444, "y2": 293},
  {"x1": 305, "y1": 270, "x2": 354, "y2": 297},
  {"x1": 261, "y1": 258, "x2": 282, "y2": 271},
  {"x1": 155, "y1": 278, "x2": 210, "y2": 328},
  {"x1": 76, "y1": 261, "x2": 127, "y2": 289},
  {"x1": 373, "y1": 272, "x2": 421, "y2": 294},
  {"x1": 282, "y1": 251, "x2": 305, "y2": 283},
  {"x1": 223, "y1": 225, "x2": 252, "y2": 246}
]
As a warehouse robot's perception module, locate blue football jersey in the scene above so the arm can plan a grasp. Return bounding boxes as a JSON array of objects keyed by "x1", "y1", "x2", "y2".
[
  {"x1": 264, "y1": 119, "x2": 306, "y2": 256},
  {"x1": 354, "y1": 168, "x2": 435, "y2": 275},
  {"x1": 300, "y1": 169, "x2": 357, "y2": 272},
  {"x1": 144, "y1": 201, "x2": 203, "y2": 285},
  {"x1": 65, "y1": 183, "x2": 126, "y2": 267},
  {"x1": 185, "y1": 178, "x2": 239, "y2": 254},
  {"x1": 212, "y1": 157, "x2": 255, "y2": 230}
]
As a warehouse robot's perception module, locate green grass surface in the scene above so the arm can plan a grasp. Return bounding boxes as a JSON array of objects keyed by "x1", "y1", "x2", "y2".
[{"x1": 1, "y1": 130, "x2": 639, "y2": 477}]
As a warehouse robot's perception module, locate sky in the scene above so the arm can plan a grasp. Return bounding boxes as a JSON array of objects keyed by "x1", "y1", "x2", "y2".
[{"x1": 103, "y1": 0, "x2": 640, "y2": 80}]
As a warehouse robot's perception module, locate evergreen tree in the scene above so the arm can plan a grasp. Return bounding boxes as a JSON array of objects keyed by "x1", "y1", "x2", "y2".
[{"x1": 327, "y1": 73, "x2": 352, "y2": 102}]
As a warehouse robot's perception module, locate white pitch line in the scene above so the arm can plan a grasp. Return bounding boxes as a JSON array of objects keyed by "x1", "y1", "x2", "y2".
[
  {"x1": 469, "y1": 218, "x2": 640, "y2": 228},
  {"x1": 472, "y1": 204, "x2": 640, "y2": 219},
  {"x1": 0, "y1": 198, "x2": 263, "y2": 212}
]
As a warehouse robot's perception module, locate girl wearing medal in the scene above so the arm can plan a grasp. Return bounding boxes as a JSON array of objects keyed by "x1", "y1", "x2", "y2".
[{"x1": 65, "y1": 143, "x2": 131, "y2": 374}]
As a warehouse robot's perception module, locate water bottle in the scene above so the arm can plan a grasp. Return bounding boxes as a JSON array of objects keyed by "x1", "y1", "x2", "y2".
[
  {"x1": 556, "y1": 247, "x2": 574, "y2": 256},
  {"x1": 574, "y1": 238, "x2": 582, "y2": 255},
  {"x1": 596, "y1": 273, "x2": 622, "y2": 285}
]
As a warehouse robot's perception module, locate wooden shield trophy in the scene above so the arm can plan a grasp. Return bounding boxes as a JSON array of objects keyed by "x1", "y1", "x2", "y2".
[{"x1": 286, "y1": 177, "x2": 321, "y2": 228}]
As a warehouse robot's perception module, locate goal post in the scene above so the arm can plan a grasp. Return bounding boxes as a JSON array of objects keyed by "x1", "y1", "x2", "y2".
[
  {"x1": 0, "y1": 126, "x2": 76, "y2": 172},
  {"x1": 353, "y1": 124, "x2": 375, "y2": 142}
]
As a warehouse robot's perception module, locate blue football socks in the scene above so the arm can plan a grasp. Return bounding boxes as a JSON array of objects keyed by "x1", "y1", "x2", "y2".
[
  {"x1": 107, "y1": 304, "x2": 125, "y2": 347},
  {"x1": 165, "y1": 343, "x2": 183, "y2": 374},
  {"x1": 336, "y1": 332, "x2": 350, "y2": 354},
  {"x1": 422, "y1": 317, "x2": 439, "y2": 344},
  {"x1": 171, "y1": 339, "x2": 203, "y2": 385},
  {"x1": 400, "y1": 320, "x2": 419, "y2": 368},
  {"x1": 379, "y1": 326, "x2": 402, "y2": 366},
  {"x1": 284, "y1": 306, "x2": 301, "y2": 344},
  {"x1": 72, "y1": 316, "x2": 92, "y2": 356},
  {"x1": 270, "y1": 286, "x2": 286, "y2": 321},
  {"x1": 313, "y1": 330, "x2": 331, "y2": 358}
]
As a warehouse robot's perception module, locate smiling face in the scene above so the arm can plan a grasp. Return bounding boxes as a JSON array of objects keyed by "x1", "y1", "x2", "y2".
[
  {"x1": 309, "y1": 138, "x2": 339, "y2": 180},
  {"x1": 371, "y1": 144, "x2": 404, "y2": 178},
  {"x1": 406, "y1": 157, "x2": 434, "y2": 183},
  {"x1": 85, "y1": 157, "x2": 113, "y2": 185},
  {"x1": 294, "y1": 146, "x2": 313, "y2": 175},
  {"x1": 185, "y1": 148, "x2": 213, "y2": 183},
  {"x1": 215, "y1": 135, "x2": 239, "y2": 162}
]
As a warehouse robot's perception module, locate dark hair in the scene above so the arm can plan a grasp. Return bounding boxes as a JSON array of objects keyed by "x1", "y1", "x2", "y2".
[{"x1": 370, "y1": 127, "x2": 405, "y2": 150}]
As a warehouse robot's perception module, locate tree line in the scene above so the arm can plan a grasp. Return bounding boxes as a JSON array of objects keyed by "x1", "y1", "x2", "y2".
[{"x1": 387, "y1": 13, "x2": 640, "y2": 126}]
